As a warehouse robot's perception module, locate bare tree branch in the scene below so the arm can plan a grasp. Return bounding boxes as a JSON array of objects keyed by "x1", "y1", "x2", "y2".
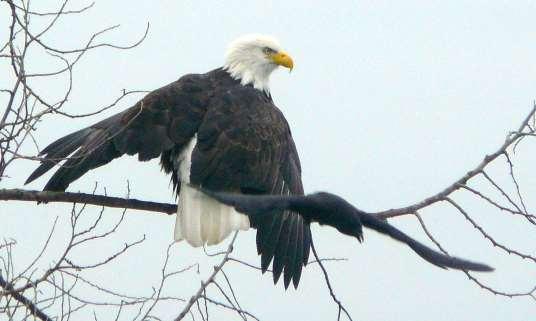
[
  {"x1": 174, "y1": 232, "x2": 239, "y2": 321},
  {"x1": 0, "y1": 274, "x2": 53, "y2": 321},
  {"x1": 311, "y1": 242, "x2": 353, "y2": 321},
  {"x1": 0, "y1": 188, "x2": 177, "y2": 214},
  {"x1": 374, "y1": 104, "x2": 536, "y2": 219}
]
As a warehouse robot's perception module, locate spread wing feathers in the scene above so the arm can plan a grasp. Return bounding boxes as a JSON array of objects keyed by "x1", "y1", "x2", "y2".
[
  {"x1": 267, "y1": 146, "x2": 310, "y2": 288},
  {"x1": 256, "y1": 177, "x2": 309, "y2": 288},
  {"x1": 25, "y1": 74, "x2": 209, "y2": 191},
  {"x1": 200, "y1": 190, "x2": 494, "y2": 272},
  {"x1": 189, "y1": 89, "x2": 311, "y2": 289}
]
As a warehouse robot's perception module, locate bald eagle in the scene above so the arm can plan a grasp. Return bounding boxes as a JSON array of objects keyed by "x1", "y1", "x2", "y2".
[{"x1": 26, "y1": 35, "x2": 308, "y2": 288}]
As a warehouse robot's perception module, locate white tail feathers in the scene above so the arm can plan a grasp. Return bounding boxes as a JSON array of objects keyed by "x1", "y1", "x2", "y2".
[{"x1": 174, "y1": 184, "x2": 250, "y2": 247}]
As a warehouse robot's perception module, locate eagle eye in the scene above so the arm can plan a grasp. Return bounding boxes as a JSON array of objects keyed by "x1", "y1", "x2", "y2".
[{"x1": 262, "y1": 47, "x2": 276, "y2": 55}]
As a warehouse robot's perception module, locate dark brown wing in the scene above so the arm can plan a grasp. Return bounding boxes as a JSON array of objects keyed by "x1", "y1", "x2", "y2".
[
  {"x1": 26, "y1": 68, "x2": 312, "y2": 288},
  {"x1": 201, "y1": 191, "x2": 494, "y2": 272},
  {"x1": 25, "y1": 72, "x2": 212, "y2": 191},
  {"x1": 189, "y1": 85, "x2": 311, "y2": 288}
]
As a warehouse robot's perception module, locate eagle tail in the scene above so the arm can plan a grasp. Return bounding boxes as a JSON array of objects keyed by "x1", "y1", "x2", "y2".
[{"x1": 174, "y1": 184, "x2": 250, "y2": 247}]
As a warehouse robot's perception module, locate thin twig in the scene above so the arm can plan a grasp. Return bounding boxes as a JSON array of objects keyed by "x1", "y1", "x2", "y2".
[
  {"x1": 374, "y1": 105, "x2": 536, "y2": 219},
  {"x1": 0, "y1": 274, "x2": 53, "y2": 321},
  {"x1": 310, "y1": 242, "x2": 353, "y2": 321},
  {"x1": 174, "y1": 233, "x2": 239, "y2": 321}
]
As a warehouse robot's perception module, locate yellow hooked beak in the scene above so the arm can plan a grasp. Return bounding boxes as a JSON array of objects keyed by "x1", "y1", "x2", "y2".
[{"x1": 270, "y1": 51, "x2": 294, "y2": 71}]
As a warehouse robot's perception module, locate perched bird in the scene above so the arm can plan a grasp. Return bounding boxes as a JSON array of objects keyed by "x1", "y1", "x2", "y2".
[
  {"x1": 200, "y1": 188, "x2": 494, "y2": 272},
  {"x1": 26, "y1": 34, "x2": 310, "y2": 288}
]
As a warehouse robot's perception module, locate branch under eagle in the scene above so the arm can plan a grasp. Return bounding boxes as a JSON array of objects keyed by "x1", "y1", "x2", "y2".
[{"x1": 0, "y1": 187, "x2": 493, "y2": 272}]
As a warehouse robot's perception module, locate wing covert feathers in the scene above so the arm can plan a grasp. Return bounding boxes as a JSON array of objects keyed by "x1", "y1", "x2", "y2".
[{"x1": 25, "y1": 73, "x2": 209, "y2": 191}]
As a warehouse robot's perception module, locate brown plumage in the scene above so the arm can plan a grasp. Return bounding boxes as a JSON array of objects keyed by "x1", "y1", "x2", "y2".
[
  {"x1": 26, "y1": 68, "x2": 311, "y2": 289},
  {"x1": 200, "y1": 189, "x2": 494, "y2": 272}
]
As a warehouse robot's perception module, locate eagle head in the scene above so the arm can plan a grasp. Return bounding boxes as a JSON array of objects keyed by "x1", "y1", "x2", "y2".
[{"x1": 224, "y1": 34, "x2": 294, "y2": 93}]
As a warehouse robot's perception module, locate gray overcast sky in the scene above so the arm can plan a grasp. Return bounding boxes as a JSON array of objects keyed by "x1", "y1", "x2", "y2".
[{"x1": 2, "y1": 1, "x2": 536, "y2": 320}]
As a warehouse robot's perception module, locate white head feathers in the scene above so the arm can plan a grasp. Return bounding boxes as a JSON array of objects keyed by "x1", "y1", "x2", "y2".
[{"x1": 224, "y1": 34, "x2": 289, "y2": 93}]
